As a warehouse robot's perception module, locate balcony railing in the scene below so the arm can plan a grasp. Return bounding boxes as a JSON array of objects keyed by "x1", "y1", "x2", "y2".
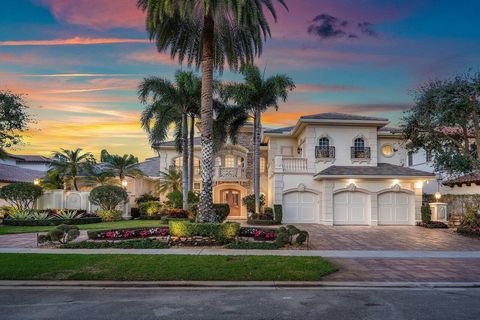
[
  {"x1": 351, "y1": 147, "x2": 371, "y2": 159},
  {"x1": 214, "y1": 166, "x2": 246, "y2": 180},
  {"x1": 315, "y1": 146, "x2": 335, "y2": 159},
  {"x1": 169, "y1": 165, "x2": 200, "y2": 175},
  {"x1": 281, "y1": 157, "x2": 308, "y2": 173}
]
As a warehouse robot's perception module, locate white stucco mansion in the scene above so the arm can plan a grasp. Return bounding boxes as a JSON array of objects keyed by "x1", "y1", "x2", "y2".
[{"x1": 153, "y1": 113, "x2": 435, "y2": 226}]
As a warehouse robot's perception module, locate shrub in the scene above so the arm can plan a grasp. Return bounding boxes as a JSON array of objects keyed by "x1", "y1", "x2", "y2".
[
  {"x1": 275, "y1": 231, "x2": 289, "y2": 247},
  {"x1": 0, "y1": 206, "x2": 14, "y2": 218},
  {"x1": 295, "y1": 231, "x2": 309, "y2": 245},
  {"x1": 139, "y1": 201, "x2": 162, "y2": 216},
  {"x1": 62, "y1": 239, "x2": 169, "y2": 249},
  {"x1": 97, "y1": 209, "x2": 123, "y2": 221},
  {"x1": 273, "y1": 204, "x2": 283, "y2": 223},
  {"x1": 212, "y1": 203, "x2": 230, "y2": 222},
  {"x1": 89, "y1": 185, "x2": 128, "y2": 211},
  {"x1": 457, "y1": 226, "x2": 480, "y2": 237},
  {"x1": 0, "y1": 182, "x2": 43, "y2": 210},
  {"x1": 416, "y1": 221, "x2": 448, "y2": 229},
  {"x1": 54, "y1": 209, "x2": 81, "y2": 220},
  {"x1": 462, "y1": 208, "x2": 479, "y2": 227},
  {"x1": 168, "y1": 221, "x2": 240, "y2": 243},
  {"x1": 162, "y1": 208, "x2": 190, "y2": 219},
  {"x1": 7, "y1": 208, "x2": 36, "y2": 220},
  {"x1": 130, "y1": 207, "x2": 140, "y2": 219},
  {"x1": 421, "y1": 205, "x2": 432, "y2": 223},
  {"x1": 135, "y1": 193, "x2": 160, "y2": 205},
  {"x1": 224, "y1": 242, "x2": 280, "y2": 250},
  {"x1": 166, "y1": 190, "x2": 183, "y2": 209},
  {"x1": 242, "y1": 194, "x2": 265, "y2": 213},
  {"x1": 37, "y1": 224, "x2": 80, "y2": 244}
]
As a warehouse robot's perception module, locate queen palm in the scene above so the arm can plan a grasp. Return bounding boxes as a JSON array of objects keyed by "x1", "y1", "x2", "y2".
[
  {"x1": 139, "y1": 71, "x2": 201, "y2": 210},
  {"x1": 50, "y1": 148, "x2": 95, "y2": 191},
  {"x1": 157, "y1": 167, "x2": 182, "y2": 194},
  {"x1": 222, "y1": 65, "x2": 294, "y2": 214},
  {"x1": 137, "y1": 0, "x2": 288, "y2": 222}
]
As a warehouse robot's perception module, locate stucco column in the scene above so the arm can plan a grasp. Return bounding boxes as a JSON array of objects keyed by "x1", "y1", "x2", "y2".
[
  {"x1": 414, "y1": 183, "x2": 423, "y2": 223},
  {"x1": 370, "y1": 193, "x2": 378, "y2": 226},
  {"x1": 322, "y1": 180, "x2": 334, "y2": 225}
]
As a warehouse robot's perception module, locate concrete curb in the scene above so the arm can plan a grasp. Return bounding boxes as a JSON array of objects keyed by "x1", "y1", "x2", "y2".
[
  {"x1": 1, "y1": 280, "x2": 479, "y2": 289},
  {"x1": 1, "y1": 248, "x2": 480, "y2": 258}
]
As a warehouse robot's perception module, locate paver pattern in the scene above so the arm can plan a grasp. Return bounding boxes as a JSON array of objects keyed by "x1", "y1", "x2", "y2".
[
  {"x1": 298, "y1": 225, "x2": 480, "y2": 251},
  {"x1": 326, "y1": 258, "x2": 480, "y2": 282},
  {"x1": 0, "y1": 231, "x2": 88, "y2": 248}
]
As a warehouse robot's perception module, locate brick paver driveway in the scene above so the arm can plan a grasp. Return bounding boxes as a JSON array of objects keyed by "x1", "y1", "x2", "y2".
[{"x1": 297, "y1": 225, "x2": 480, "y2": 251}]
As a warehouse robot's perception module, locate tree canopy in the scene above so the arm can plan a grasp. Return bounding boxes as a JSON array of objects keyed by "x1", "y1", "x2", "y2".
[
  {"x1": 403, "y1": 72, "x2": 480, "y2": 176},
  {"x1": 0, "y1": 90, "x2": 32, "y2": 158}
]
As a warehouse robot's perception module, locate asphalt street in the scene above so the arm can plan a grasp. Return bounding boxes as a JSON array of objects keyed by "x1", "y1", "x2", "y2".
[{"x1": 1, "y1": 286, "x2": 479, "y2": 320}]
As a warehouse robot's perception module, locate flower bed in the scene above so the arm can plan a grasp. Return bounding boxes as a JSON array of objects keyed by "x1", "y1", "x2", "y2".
[
  {"x1": 456, "y1": 226, "x2": 480, "y2": 237},
  {"x1": 62, "y1": 239, "x2": 170, "y2": 249},
  {"x1": 239, "y1": 227, "x2": 277, "y2": 240},
  {"x1": 87, "y1": 227, "x2": 169, "y2": 240},
  {"x1": 416, "y1": 221, "x2": 449, "y2": 229}
]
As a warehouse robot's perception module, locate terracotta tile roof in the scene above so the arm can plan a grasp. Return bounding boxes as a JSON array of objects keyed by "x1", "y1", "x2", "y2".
[
  {"x1": 443, "y1": 172, "x2": 480, "y2": 186},
  {"x1": 0, "y1": 164, "x2": 45, "y2": 183},
  {"x1": 315, "y1": 163, "x2": 435, "y2": 178}
]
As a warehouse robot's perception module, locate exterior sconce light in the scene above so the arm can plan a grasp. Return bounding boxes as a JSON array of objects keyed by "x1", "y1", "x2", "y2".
[
  {"x1": 297, "y1": 147, "x2": 302, "y2": 155},
  {"x1": 415, "y1": 181, "x2": 423, "y2": 189},
  {"x1": 434, "y1": 192, "x2": 442, "y2": 201},
  {"x1": 392, "y1": 179, "x2": 400, "y2": 186},
  {"x1": 348, "y1": 179, "x2": 355, "y2": 185},
  {"x1": 121, "y1": 179, "x2": 128, "y2": 188},
  {"x1": 33, "y1": 178, "x2": 40, "y2": 185}
]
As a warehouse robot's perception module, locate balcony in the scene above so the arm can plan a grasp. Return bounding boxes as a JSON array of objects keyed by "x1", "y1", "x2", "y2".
[
  {"x1": 274, "y1": 156, "x2": 309, "y2": 173},
  {"x1": 351, "y1": 147, "x2": 371, "y2": 159},
  {"x1": 214, "y1": 166, "x2": 246, "y2": 181},
  {"x1": 315, "y1": 146, "x2": 335, "y2": 159}
]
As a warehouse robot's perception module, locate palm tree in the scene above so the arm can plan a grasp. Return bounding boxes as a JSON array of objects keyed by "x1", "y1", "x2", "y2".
[
  {"x1": 222, "y1": 65, "x2": 294, "y2": 213},
  {"x1": 157, "y1": 167, "x2": 182, "y2": 194},
  {"x1": 139, "y1": 71, "x2": 201, "y2": 210},
  {"x1": 40, "y1": 169, "x2": 64, "y2": 190},
  {"x1": 50, "y1": 148, "x2": 95, "y2": 191},
  {"x1": 83, "y1": 166, "x2": 118, "y2": 187},
  {"x1": 137, "y1": 0, "x2": 288, "y2": 222},
  {"x1": 103, "y1": 154, "x2": 144, "y2": 181}
]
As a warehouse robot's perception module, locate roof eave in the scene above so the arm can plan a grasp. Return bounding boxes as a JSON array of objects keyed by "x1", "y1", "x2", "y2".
[{"x1": 314, "y1": 174, "x2": 435, "y2": 180}]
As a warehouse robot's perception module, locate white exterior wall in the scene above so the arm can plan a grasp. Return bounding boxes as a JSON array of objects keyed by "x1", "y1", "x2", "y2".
[{"x1": 377, "y1": 137, "x2": 406, "y2": 166}]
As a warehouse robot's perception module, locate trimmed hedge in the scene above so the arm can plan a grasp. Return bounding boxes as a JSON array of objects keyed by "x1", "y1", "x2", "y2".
[
  {"x1": 224, "y1": 242, "x2": 281, "y2": 250},
  {"x1": 416, "y1": 221, "x2": 448, "y2": 229},
  {"x1": 212, "y1": 204, "x2": 230, "y2": 222},
  {"x1": 169, "y1": 221, "x2": 240, "y2": 243},
  {"x1": 273, "y1": 204, "x2": 283, "y2": 223},
  {"x1": 62, "y1": 239, "x2": 169, "y2": 249},
  {"x1": 3, "y1": 216, "x2": 102, "y2": 226}
]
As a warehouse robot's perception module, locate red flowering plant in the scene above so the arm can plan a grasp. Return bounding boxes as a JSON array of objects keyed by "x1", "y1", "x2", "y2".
[
  {"x1": 88, "y1": 227, "x2": 170, "y2": 240},
  {"x1": 239, "y1": 227, "x2": 277, "y2": 241}
]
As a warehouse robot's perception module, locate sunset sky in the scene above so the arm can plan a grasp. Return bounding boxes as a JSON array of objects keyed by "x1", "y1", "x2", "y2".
[{"x1": 1, "y1": 0, "x2": 479, "y2": 160}]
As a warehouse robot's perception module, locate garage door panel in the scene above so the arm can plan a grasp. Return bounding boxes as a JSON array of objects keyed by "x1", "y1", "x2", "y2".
[
  {"x1": 283, "y1": 192, "x2": 319, "y2": 223},
  {"x1": 334, "y1": 192, "x2": 369, "y2": 225},
  {"x1": 378, "y1": 192, "x2": 412, "y2": 225}
]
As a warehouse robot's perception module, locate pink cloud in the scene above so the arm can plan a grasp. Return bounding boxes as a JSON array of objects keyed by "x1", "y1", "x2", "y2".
[
  {"x1": 123, "y1": 50, "x2": 179, "y2": 66},
  {"x1": 36, "y1": 0, "x2": 145, "y2": 30},
  {"x1": 0, "y1": 53, "x2": 40, "y2": 65},
  {"x1": 0, "y1": 36, "x2": 148, "y2": 46}
]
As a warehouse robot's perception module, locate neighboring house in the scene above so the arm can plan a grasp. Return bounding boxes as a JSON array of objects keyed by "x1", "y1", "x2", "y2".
[
  {"x1": 0, "y1": 154, "x2": 49, "y2": 206},
  {"x1": 156, "y1": 113, "x2": 435, "y2": 225}
]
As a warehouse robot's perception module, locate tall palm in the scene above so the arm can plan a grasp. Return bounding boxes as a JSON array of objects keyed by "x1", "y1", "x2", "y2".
[
  {"x1": 222, "y1": 65, "x2": 294, "y2": 213},
  {"x1": 137, "y1": 0, "x2": 288, "y2": 222},
  {"x1": 83, "y1": 167, "x2": 118, "y2": 187},
  {"x1": 157, "y1": 167, "x2": 182, "y2": 194},
  {"x1": 139, "y1": 71, "x2": 201, "y2": 210},
  {"x1": 50, "y1": 148, "x2": 95, "y2": 191},
  {"x1": 103, "y1": 154, "x2": 144, "y2": 181}
]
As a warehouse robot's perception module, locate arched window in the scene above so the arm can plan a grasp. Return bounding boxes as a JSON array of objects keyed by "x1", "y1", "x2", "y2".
[
  {"x1": 318, "y1": 137, "x2": 330, "y2": 150},
  {"x1": 225, "y1": 155, "x2": 234, "y2": 168},
  {"x1": 354, "y1": 138, "x2": 365, "y2": 151},
  {"x1": 215, "y1": 157, "x2": 222, "y2": 167}
]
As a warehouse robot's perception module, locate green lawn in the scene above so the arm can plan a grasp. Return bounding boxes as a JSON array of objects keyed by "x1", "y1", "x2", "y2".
[
  {"x1": 0, "y1": 220, "x2": 167, "y2": 235},
  {"x1": 0, "y1": 254, "x2": 337, "y2": 281}
]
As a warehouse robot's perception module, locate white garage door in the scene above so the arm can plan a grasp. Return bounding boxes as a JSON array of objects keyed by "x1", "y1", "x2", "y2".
[
  {"x1": 334, "y1": 192, "x2": 369, "y2": 225},
  {"x1": 378, "y1": 192, "x2": 412, "y2": 225},
  {"x1": 283, "y1": 192, "x2": 318, "y2": 223}
]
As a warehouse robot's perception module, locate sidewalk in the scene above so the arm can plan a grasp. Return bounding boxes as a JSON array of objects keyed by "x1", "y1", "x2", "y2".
[{"x1": 1, "y1": 247, "x2": 480, "y2": 258}]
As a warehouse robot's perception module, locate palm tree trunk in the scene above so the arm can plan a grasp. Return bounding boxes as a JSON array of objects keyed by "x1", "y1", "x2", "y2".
[
  {"x1": 73, "y1": 176, "x2": 79, "y2": 191},
  {"x1": 198, "y1": 14, "x2": 215, "y2": 222},
  {"x1": 254, "y1": 108, "x2": 262, "y2": 214},
  {"x1": 182, "y1": 113, "x2": 189, "y2": 210},
  {"x1": 188, "y1": 114, "x2": 195, "y2": 192}
]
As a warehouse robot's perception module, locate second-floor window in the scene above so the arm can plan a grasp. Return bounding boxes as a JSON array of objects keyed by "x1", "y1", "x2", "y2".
[
  {"x1": 316, "y1": 137, "x2": 335, "y2": 158},
  {"x1": 351, "y1": 137, "x2": 370, "y2": 159},
  {"x1": 225, "y1": 155, "x2": 234, "y2": 168}
]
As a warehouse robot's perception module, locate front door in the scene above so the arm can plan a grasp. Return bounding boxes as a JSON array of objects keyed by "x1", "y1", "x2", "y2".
[{"x1": 221, "y1": 189, "x2": 241, "y2": 217}]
